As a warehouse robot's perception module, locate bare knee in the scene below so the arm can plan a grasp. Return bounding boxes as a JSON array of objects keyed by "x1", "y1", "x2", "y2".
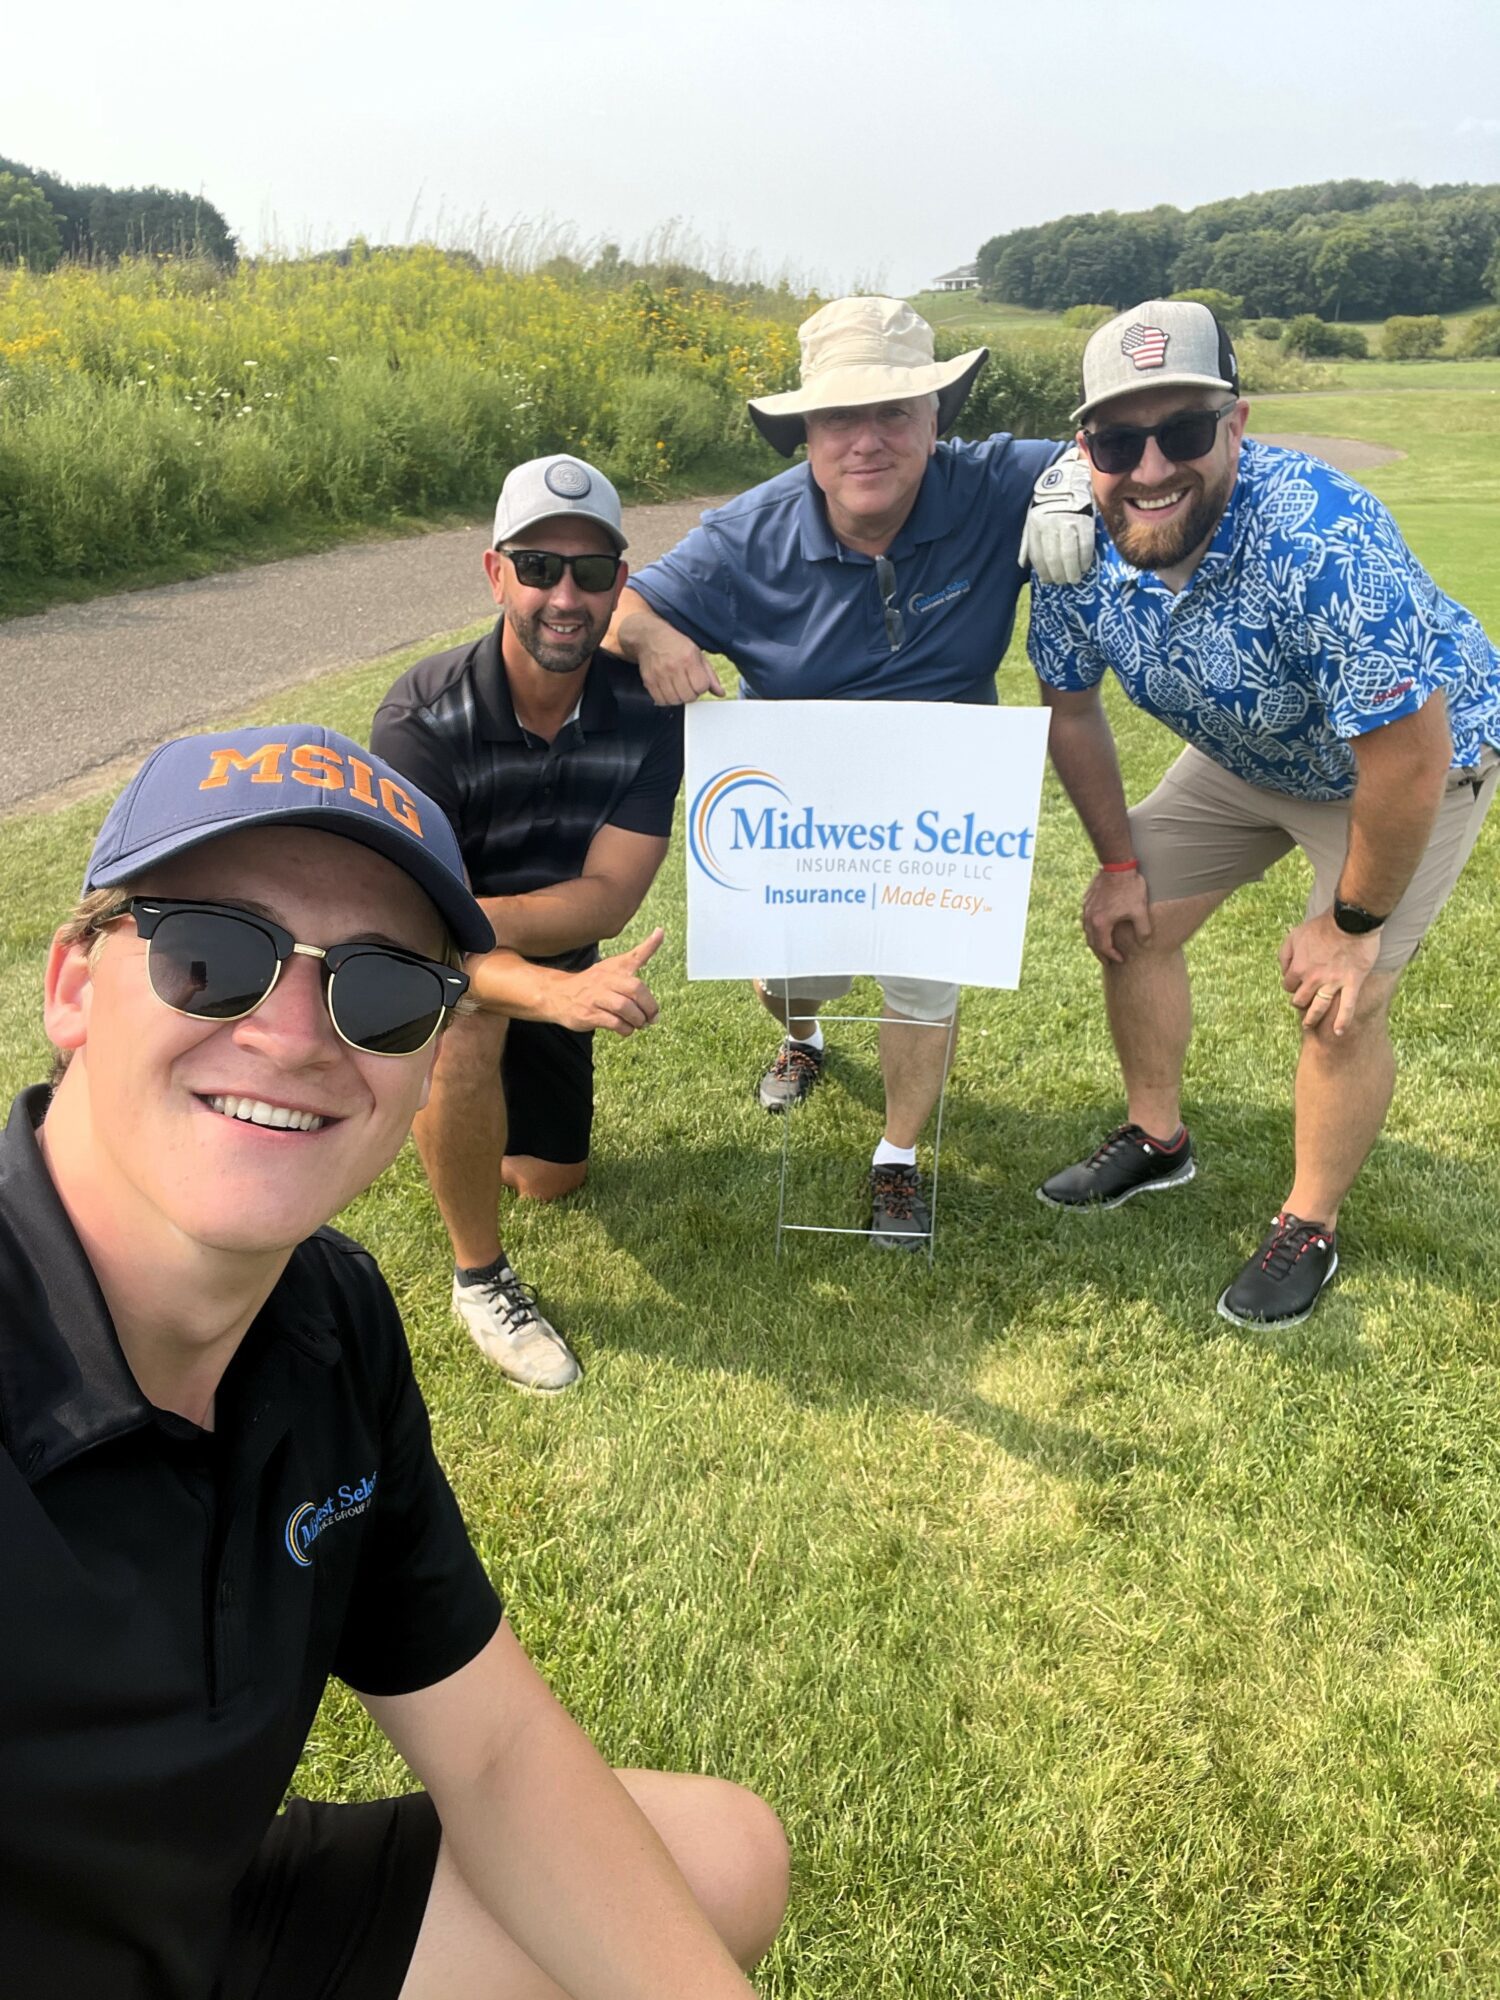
[
  {"x1": 1299, "y1": 972, "x2": 1400, "y2": 1060},
  {"x1": 1112, "y1": 901, "x2": 1196, "y2": 965},
  {"x1": 619, "y1": 1770, "x2": 789, "y2": 1971},
  {"x1": 502, "y1": 1155, "x2": 588, "y2": 1202},
  {"x1": 685, "y1": 1778, "x2": 791, "y2": 1970},
  {"x1": 1301, "y1": 1003, "x2": 1394, "y2": 1062}
]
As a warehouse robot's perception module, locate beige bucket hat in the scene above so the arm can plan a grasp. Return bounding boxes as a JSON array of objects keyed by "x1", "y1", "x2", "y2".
[{"x1": 748, "y1": 296, "x2": 988, "y2": 457}]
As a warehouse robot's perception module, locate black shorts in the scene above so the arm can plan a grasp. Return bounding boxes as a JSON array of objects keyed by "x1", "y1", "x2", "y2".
[
  {"x1": 220, "y1": 1794, "x2": 440, "y2": 2000},
  {"x1": 501, "y1": 1017, "x2": 594, "y2": 1165}
]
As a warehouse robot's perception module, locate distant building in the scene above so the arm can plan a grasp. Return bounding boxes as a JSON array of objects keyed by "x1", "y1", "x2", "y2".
[{"x1": 932, "y1": 263, "x2": 980, "y2": 292}]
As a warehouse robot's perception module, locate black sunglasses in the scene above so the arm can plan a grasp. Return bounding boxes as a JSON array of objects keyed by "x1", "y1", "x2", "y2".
[
  {"x1": 1082, "y1": 400, "x2": 1238, "y2": 476},
  {"x1": 497, "y1": 547, "x2": 623, "y2": 594},
  {"x1": 874, "y1": 555, "x2": 904, "y2": 651},
  {"x1": 114, "y1": 898, "x2": 469, "y2": 1056}
]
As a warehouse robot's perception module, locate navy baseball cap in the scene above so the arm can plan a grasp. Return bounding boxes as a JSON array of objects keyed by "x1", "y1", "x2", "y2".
[{"x1": 85, "y1": 726, "x2": 495, "y2": 954}]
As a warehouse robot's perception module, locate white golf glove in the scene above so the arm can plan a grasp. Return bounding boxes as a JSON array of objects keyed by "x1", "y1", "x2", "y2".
[{"x1": 1017, "y1": 448, "x2": 1097, "y2": 586}]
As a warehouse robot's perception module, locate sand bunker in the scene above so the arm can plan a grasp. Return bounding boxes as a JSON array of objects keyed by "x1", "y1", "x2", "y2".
[{"x1": 1254, "y1": 433, "x2": 1404, "y2": 472}]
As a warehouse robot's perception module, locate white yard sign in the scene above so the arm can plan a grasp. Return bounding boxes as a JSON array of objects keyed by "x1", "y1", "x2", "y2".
[{"x1": 685, "y1": 700, "x2": 1051, "y2": 989}]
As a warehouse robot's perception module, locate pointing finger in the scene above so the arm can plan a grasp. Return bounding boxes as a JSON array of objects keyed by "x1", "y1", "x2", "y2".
[{"x1": 623, "y1": 927, "x2": 664, "y2": 969}]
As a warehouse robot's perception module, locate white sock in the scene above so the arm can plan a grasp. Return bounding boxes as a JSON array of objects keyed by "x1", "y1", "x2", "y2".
[
  {"x1": 872, "y1": 1139, "x2": 917, "y2": 1169},
  {"x1": 788, "y1": 1023, "x2": 824, "y2": 1052}
]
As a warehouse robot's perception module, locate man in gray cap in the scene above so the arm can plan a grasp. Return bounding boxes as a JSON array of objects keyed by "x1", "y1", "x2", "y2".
[
  {"x1": 606, "y1": 296, "x2": 1094, "y2": 1252},
  {"x1": 1029, "y1": 299, "x2": 1500, "y2": 1326},
  {"x1": 372, "y1": 455, "x2": 684, "y2": 1390}
]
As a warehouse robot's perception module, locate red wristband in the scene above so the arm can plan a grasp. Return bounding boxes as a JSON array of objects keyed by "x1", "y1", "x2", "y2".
[{"x1": 1099, "y1": 858, "x2": 1139, "y2": 874}]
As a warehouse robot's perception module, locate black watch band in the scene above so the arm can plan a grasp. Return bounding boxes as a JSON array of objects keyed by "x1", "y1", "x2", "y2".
[{"x1": 1332, "y1": 896, "x2": 1387, "y2": 935}]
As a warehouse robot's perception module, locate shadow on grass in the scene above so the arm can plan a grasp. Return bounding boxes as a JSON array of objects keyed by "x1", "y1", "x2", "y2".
[{"x1": 552, "y1": 1073, "x2": 1497, "y2": 1439}]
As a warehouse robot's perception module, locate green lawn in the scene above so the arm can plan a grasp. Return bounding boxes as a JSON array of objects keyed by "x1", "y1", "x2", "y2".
[
  {"x1": 908, "y1": 291, "x2": 1071, "y2": 338},
  {"x1": 1315, "y1": 358, "x2": 1500, "y2": 394},
  {"x1": 3, "y1": 384, "x2": 1499, "y2": 1995}
]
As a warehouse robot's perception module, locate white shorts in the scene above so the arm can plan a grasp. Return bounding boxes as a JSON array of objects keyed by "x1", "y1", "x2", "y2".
[{"x1": 757, "y1": 973, "x2": 959, "y2": 1022}]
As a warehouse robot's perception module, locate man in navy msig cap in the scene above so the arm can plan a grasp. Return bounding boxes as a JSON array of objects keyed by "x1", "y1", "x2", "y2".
[
  {"x1": 0, "y1": 725, "x2": 786, "y2": 1997},
  {"x1": 373, "y1": 455, "x2": 683, "y2": 1392}
]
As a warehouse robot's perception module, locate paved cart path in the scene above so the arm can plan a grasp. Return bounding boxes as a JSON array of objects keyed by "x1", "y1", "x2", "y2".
[
  {"x1": 0, "y1": 432, "x2": 1396, "y2": 818},
  {"x1": 0, "y1": 498, "x2": 721, "y2": 817}
]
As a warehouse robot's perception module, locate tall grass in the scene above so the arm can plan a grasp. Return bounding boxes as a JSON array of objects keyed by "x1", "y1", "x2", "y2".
[{"x1": 0, "y1": 249, "x2": 806, "y2": 606}]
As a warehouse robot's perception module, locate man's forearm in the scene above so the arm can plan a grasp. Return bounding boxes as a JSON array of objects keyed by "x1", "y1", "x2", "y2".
[
  {"x1": 606, "y1": 587, "x2": 668, "y2": 663},
  {"x1": 1339, "y1": 703, "x2": 1453, "y2": 912},
  {"x1": 1044, "y1": 699, "x2": 1136, "y2": 864},
  {"x1": 465, "y1": 949, "x2": 585, "y2": 1021},
  {"x1": 439, "y1": 1689, "x2": 755, "y2": 2000},
  {"x1": 482, "y1": 877, "x2": 635, "y2": 959}
]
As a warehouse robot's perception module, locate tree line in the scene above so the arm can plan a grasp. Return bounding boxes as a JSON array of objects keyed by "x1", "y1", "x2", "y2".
[
  {"x1": 978, "y1": 181, "x2": 1500, "y2": 321},
  {"x1": 0, "y1": 156, "x2": 235, "y2": 269}
]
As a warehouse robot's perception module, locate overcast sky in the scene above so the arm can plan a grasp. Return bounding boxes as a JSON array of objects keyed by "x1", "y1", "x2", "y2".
[{"x1": 5, "y1": 0, "x2": 1499, "y2": 293}]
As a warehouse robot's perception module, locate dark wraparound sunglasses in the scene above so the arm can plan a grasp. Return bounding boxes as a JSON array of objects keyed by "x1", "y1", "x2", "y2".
[
  {"x1": 498, "y1": 547, "x2": 623, "y2": 594},
  {"x1": 113, "y1": 898, "x2": 469, "y2": 1056},
  {"x1": 1082, "y1": 400, "x2": 1238, "y2": 476}
]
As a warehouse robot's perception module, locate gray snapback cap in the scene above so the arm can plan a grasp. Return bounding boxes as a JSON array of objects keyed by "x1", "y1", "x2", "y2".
[
  {"x1": 1073, "y1": 300, "x2": 1239, "y2": 425},
  {"x1": 491, "y1": 453, "x2": 627, "y2": 552}
]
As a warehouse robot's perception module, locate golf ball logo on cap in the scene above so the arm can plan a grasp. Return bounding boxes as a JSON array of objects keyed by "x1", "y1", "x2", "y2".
[
  {"x1": 545, "y1": 460, "x2": 592, "y2": 498},
  {"x1": 1121, "y1": 324, "x2": 1170, "y2": 371}
]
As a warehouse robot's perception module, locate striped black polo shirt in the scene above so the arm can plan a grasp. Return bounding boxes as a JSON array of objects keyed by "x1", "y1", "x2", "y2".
[{"x1": 371, "y1": 620, "x2": 684, "y2": 970}]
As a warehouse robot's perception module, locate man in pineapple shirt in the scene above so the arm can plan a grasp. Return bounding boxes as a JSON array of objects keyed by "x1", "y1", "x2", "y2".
[{"x1": 1027, "y1": 299, "x2": 1500, "y2": 1328}]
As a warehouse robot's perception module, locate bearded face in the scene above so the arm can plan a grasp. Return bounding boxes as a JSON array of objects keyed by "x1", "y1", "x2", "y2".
[{"x1": 1081, "y1": 389, "x2": 1247, "y2": 579}]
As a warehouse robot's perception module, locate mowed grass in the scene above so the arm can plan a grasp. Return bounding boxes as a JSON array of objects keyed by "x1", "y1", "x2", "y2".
[{"x1": 2, "y1": 385, "x2": 1499, "y2": 1995}]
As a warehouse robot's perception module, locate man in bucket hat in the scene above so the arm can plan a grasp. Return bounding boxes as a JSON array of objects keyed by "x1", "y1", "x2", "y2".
[
  {"x1": 607, "y1": 296, "x2": 1094, "y2": 1250},
  {"x1": 0, "y1": 724, "x2": 787, "y2": 1997},
  {"x1": 1028, "y1": 299, "x2": 1500, "y2": 1326}
]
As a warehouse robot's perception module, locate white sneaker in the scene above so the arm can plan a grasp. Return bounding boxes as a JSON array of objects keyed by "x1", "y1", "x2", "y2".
[{"x1": 451, "y1": 1267, "x2": 582, "y2": 1391}]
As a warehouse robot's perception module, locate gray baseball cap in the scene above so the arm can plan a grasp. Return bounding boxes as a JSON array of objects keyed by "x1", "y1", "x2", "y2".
[
  {"x1": 491, "y1": 453, "x2": 627, "y2": 552},
  {"x1": 1072, "y1": 300, "x2": 1239, "y2": 426}
]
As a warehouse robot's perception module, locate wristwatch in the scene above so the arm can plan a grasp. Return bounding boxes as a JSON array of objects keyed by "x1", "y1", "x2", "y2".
[{"x1": 1332, "y1": 896, "x2": 1387, "y2": 935}]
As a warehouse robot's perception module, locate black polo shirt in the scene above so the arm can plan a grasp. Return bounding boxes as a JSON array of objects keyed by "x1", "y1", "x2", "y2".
[
  {"x1": 370, "y1": 620, "x2": 684, "y2": 971},
  {"x1": 0, "y1": 1087, "x2": 502, "y2": 1999}
]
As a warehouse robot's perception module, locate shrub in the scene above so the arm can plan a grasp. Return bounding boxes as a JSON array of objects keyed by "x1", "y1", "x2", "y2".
[
  {"x1": 1284, "y1": 314, "x2": 1367, "y2": 359},
  {"x1": 1060, "y1": 304, "x2": 1115, "y2": 331},
  {"x1": 1237, "y1": 343, "x2": 1322, "y2": 394},
  {"x1": 1456, "y1": 307, "x2": 1500, "y2": 357},
  {"x1": 0, "y1": 172, "x2": 61, "y2": 272},
  {"x1": 1380, "y1": 314, "x2": 1445, "y2": 359},
  {"x1": 943, "y1": 331, "x2": 1086, "y2": 440},
  {"x1": 1246, "y1": 318, "x2": 1283, "y2": 342},
  {"x1": 596, "y1": 368, "x2": 732, "y2": 492},
  {"x1": 1170, "y1": 288, "x2": 1244, "y2": 330}
]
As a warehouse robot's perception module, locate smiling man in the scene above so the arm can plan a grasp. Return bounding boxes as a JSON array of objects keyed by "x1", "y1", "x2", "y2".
[
  {"x1": 372, "y1": 457, "x2": 683, "y2": 1390},
  {"x1": 0, "y1": 725, "x2": 786, "y2": 1998},
  {"x1": 1028, "y1": 300, "x2": 1500, "y2": 1325},
  {"x1": 606, "y1": 296, "x2": 1094, "y2": 1249}
]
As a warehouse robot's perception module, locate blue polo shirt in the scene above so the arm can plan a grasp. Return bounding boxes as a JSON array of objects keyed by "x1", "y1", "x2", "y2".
[
  {"x1": 1029, "y1": 439, "x2": 1500, "y2": 802},
  {"x1": 632, "y1": 434, "x2": 1061, "y2": 705}
]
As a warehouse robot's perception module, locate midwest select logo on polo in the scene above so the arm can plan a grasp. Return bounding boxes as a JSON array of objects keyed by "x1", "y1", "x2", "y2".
[{"x1": 285, "y1": 1470, "x2": 378, "y2": 1567}]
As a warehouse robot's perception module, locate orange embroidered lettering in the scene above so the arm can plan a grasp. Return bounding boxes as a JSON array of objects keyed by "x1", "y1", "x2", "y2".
[
  {"x1": 347, "y1": 756, "x2": 379, "y2": 808},
  {"x1": 379, "y1": 778, "x2": 423, "y2": 836},
  {"x1": 290, "y1": 744, "x2": 346, "y2": 790},
  {"x1": 199, "y1": 745, "x2": 286, "y2": 790}
]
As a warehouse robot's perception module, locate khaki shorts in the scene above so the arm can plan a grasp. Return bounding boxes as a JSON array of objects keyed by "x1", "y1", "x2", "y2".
[
  {"x1": 1130, "y1": 745, "x2": 1500, "y2": 971},
  {"x1": 758, "y1": 973, "x2": 959, "y2": 1022}
]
